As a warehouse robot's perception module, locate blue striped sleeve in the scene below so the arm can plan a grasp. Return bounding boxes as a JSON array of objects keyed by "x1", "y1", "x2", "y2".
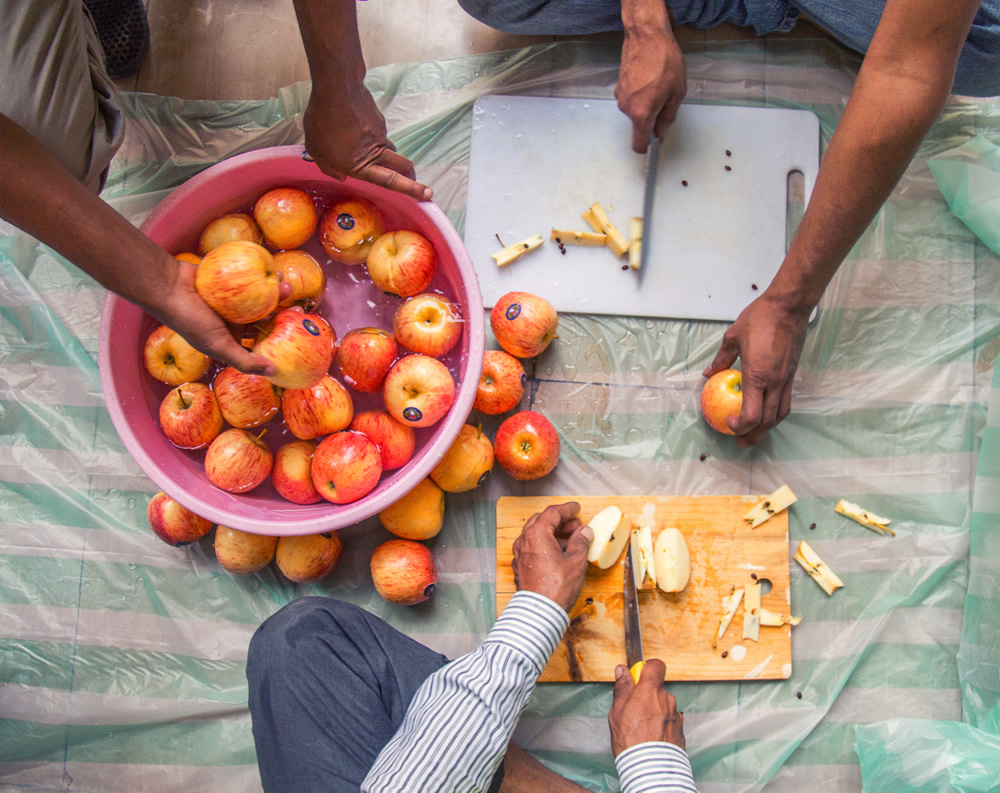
[
  {"x1": 616, "y1": 742, "x2": 697, "y2": 792},
  {"x1": 361, "y1": 590, "x2": 568, "y2": 792}
]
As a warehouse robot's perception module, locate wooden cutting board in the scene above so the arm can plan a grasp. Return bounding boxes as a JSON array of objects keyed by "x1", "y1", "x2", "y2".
[{"x1": 496, "y1": 495, "x2": 794, "y2": 682}]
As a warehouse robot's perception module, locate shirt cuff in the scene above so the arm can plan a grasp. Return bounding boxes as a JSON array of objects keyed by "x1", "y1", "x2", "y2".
[
  {"x1": 616, "y1": 742, "x2": 696, "y2": 792},
  {"x1": 485, "y1": 590, "x2": 569, "y2": 675}
]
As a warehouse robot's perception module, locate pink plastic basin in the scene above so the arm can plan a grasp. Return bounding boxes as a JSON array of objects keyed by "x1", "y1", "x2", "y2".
[{"x1": 98, "y1": 146, "x2": 484, "y2": 536}]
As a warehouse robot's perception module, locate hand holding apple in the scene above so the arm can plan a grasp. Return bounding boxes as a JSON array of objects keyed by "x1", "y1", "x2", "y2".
[
  {"x1": 253, "y1": 307, "x2": 335, "y2": 390},
  {"x1": 195, "y1": 240, "x2": 280, "y2": 324},
  {"x1": 700, "y1": 369, "x2": 742, "y2": 435},
  {"x1": 273, "y1": 250, "x2": 326, "y2": 309}
]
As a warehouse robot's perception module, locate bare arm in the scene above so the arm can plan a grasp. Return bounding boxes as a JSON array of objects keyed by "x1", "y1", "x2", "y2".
[
  {"x1": 0, "y1": 112, "x2": 275, "y2": 374},
  {"x1": 705, "y1": 0, "x2": 982, "y2": 445},
  {"x1": 290, "y1": 0, "x2": 432, "y2": 200}
]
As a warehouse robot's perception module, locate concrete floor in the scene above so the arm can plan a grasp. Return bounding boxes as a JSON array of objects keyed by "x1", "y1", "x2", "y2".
[{"x1": 114, "y1": 0, "x2": 835, "y2": 101}]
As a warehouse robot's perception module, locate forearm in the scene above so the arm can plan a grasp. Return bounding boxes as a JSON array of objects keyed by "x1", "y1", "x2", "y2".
[
  {"x1": 621, "y1": 0, "x2": 671, "y2": 36},
  {"x1": 362, "y1": 591, "x2": 568, "y2": 793},
  {"x1": 291, "y1": 0, "x2": 367, "y2": 103},
  {"x1": 0, "y1": 112, "x2": 178, "y2": 314}
]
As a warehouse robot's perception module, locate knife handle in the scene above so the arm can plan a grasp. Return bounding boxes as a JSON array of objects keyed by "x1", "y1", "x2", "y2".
[{"x1": 629, "y1": 661, "x2": 644, "y2": 685}]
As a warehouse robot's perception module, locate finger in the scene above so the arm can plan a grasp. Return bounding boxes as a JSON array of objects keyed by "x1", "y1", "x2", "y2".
[
  {"x1": 653, "y1": 98, "x2": 682, "y2": 139},
  {"x1": 630, "y1": 116, "x2": 656, "y2": 155},
  {"x1": 278, "y1": 280, "x2": 292, "y2": 300},
  {"x1": 375, "y1": 148, "x2": 418, "y2": 181},
  {"x1": 638, "y1": 658, "x2": 667, "y2": 687},
  {"x1": 530, "y1": 502, "x2": 581, "y2": 536},
  {"x1": 703, "y1": 334, "x2": 740, "y2": 378},
  {"x1": 312, "y1": 155, "x2": 348, "y2": 182},
  {"x1": 612, "y1": 664, "x2": 636, "y2": 700},
  {"x1": 728, "y1": 376, "x2": 763, "y2": 437},
  {"x1": 216, "y1": 340, "x2": 277, "y2": 377},
  {"x1": 356, "y1": 162, "x2": 433, "y2": 201},
  {"x1": 563, "y1": 521, "x2": 595, "y2": 560}
]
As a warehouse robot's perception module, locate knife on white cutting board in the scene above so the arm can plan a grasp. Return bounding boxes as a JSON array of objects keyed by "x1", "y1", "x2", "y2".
[{"x1": 637, "y1": 134, "x2": 662, "y2": 286}]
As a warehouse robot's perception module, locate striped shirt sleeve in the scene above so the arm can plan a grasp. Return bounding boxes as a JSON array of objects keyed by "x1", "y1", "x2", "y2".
[
  {"x1": 616, "y1": 742, "x2": 697, "y2": 792},
  {"x1": 361, "y1": 590, "x2": 569, "y2": 793}
]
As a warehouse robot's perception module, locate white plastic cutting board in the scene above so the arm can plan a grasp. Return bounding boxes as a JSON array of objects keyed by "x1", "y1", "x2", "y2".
[{"x1": 465, "y1": 96, "x2": 820, "y2": 322}]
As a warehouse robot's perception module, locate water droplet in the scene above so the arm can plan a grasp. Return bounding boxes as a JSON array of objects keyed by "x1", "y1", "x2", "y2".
[
  {"x1": 107, "y1": 489, "x2": 120, "y2": 502},
  {"x1": 127, "y1": 498, "x2": 136, "y2": 509},
  {"x1": 128, "y1": 562, "x2": 136, "y2": 570},
  {"x1": 625, "y1": 427, "x2": 643, "y2": 446},
  {"x1": 645, "y1": 320, "x2": 655, "y2": 329},
  {"x1": 562, "y1": 364, "x2": 577, "y2": 380},
  {"x1": 134, "y1": 578, "x2": 145, "y2": 595},
  {"x1": 120, "y1": 594, "x2": 127, "y2": 602}
]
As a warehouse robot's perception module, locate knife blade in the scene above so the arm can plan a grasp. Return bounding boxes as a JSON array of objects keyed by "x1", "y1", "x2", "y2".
[
  {"x1": 637, "y1": 134, "x2": 662, "y2": 285},
  {"x1": 623, "y1": 542, "x2": 645, "y2": 684}
]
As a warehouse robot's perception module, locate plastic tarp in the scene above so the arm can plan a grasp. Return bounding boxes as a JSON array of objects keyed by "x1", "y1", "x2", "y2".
[{"x1": 1, "y1": 40, "x2": 999, "y2": 792}]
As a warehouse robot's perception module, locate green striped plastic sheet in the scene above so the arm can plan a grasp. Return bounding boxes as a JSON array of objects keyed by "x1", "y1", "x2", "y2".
[{"x1": 2, "y1": 41, "x2": 999, "y2": 792}]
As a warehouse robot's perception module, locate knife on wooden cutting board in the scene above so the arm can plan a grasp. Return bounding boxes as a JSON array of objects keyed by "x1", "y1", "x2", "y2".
[{"x1": 623, "y1": 541, "x2": 645, "y2": 683}]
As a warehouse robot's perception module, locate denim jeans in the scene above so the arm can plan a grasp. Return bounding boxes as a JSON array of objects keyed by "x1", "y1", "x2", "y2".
[
  {"x1": 457, "y1": 0, "x2": 1000, "y2": 96},
  {"x1": 246, "y1": 597, "x2": 505, "y2": 793}
]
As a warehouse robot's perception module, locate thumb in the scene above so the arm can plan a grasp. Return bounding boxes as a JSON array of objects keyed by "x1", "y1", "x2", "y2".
[
  {"x1": 613, "y1": 664, "x2": 635, "y2": 700},
  {"x1": 211, "y1": 338, "x2": 276, "y2": 378},
  {"x1": 703, "y1": 335, "x2": 739, "y2": 378},
  {"x1": 565, "y1": 523, "x2": 594, "y2": 560}
]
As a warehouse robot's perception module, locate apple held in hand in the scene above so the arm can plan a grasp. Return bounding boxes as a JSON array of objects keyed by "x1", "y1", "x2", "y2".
[
  {"x1": 198, "y1": 212, "x2": 263, "y2": 255},
  {"x1": 253, "y1": 187, "x2": 319, "y2": 250},
  {"x1": 494, "y1": 410, "x2": 560, "y2": 481},
  {"x1": 370, "y1": 539, "x2": 437, "y2": 606},
  {"x1": 195, "y1": 240, "x2": 280, "y2": 324},
  {"x1": 213, "y1": 366, "x2": 282, "y2": 429},
  {"x1": 474, "y1": 349, "x2": 526, "y2": 415},
  {"x1": 382, "y1": 354, "x2": 455, "y2": 429},
  {"x1": 319, "y1": 197, "x2": 385, "y2": 265},
  {"x1": 214, "y1": 526, "x2": 278, "y2": 574},
  {"x1": 253, "y1": 307, "x2": 335, "y2": 390},
  {"x1": 350, "y1": 409, "x2": 415, "y2": 471},
  {"x1": 272, "y1": 440, "x2": 324, "y2": 504},
  {"x1": 158, "y1": 382, "x2": 224, "y2": 450},
  {"x1": 336, "y1": 327, "x2": 398, "y2": 393},
  {"x1": 276, "y1": 532, "x2": 343, "y2": 584},
  {"x1": 378, "y1": 477, "x2": 445, "y2": 541},
  {"x1": 281, "y1": 374, "x2": 354, "y2": 440},
  {"x1": 700, "y1": 368, "x2": 742, "y2": 436},
  {"x1": 367, "y1": 230, "x2": 437, "y2": 298},
  {"x1": 205, "y1": 428, "x2": 273, "y2": 493},
  {"x1": 490, "y1": 291, "x2": 558, "y2": 358},
  {"x1": 143, "y1": 324, "x2": 211, "y2": 386},
  {"x1": 147, "y1": 491, "x2": 214, "y2": 547},
  {"x1": 311, "y1": 431, "x2": 383, "y2": 504},
  {"x1": 393, "y1": 293, "x2": 462, "y2": 357},
  {"x1": 430, "y1": 423, "x2": 494, "y2": 493},
  {"x1": 274, "y1": 250, "x2": 326, "y2": 310}
]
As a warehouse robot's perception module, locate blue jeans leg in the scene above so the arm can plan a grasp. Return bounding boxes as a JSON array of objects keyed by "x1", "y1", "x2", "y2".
[{"x1": 246, "y1": 598, "x2": 464, "y2": 793}]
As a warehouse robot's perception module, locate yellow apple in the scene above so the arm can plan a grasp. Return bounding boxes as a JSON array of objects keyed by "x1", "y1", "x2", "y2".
[
  {"x1": 275, "y1": 532, "x2": 343, "y2": 584},
  {"x1": 700, "y1": 369, "x2": 742, "y2": 435},
  {"x1": 378, "y1": 477, "x2": 445, "y2": 540},
  {"x1": 198, "y1": 212, "x2": 263, "y2": 254},
  {"x1": 214, "y1": 526, "x2": 278, "y2": 574},
  {"x1": 429, "y1": 424, "x2": 494, "y2": 493}
]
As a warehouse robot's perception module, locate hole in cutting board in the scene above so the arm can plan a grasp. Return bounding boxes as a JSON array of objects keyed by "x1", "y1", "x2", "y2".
[
  {"x1": 786, "y1": 169, "x2": 805, "y2": 251},
  {"x1": 757, "y1": 577, "x2": 774, "y2": 596}
]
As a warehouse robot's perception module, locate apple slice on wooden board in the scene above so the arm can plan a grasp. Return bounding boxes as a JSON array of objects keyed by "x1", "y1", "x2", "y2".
[{"x1": 586, "y1": 506, "x2": 631, "y2": 569}]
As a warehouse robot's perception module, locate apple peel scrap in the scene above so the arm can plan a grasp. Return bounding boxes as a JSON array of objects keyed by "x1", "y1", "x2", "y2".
[
  {"x1": 794, "y1": 540, "x2": 843, "y2": 595},
  {"x1": 835, "y1": 498, "x2": 894, "y2": 536},
  {"x1": 743, "y1": 484, "x2": 798, "y2": 528},
  {"x1": 713, "y1": 586, "x2": 743, "y2": 648},
  {"x1": 583, "y1": 203, "x2": 630, "y2": 258},
  {"x1": 550, "y1": 228, "x2": 607, "y2": 247},
  {"x1": 628, "y1": 217, "x2": 643, "y2": 271},
  {"x1": 492, "y1": 233, "x2": 544, "y2": 267}
]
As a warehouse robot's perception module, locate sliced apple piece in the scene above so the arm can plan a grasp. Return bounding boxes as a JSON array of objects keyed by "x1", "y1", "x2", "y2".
[
  {"x1": 629, "y1": 524, "x2": 656, "y2": 589},
  {"x1": 794, "y1": 540, "x2": 844, "y2": 596},
  {"x1": 586, "y1": 506, "x2": 631, "y2": 569},
  {"x1": 585, "y1": 203, "x2": 629, "y2": 258},
  {"x1": 759, "y1": 608, "x2": 803, "y2": 627},
  {"x1": 743, "y1": 580, "x2": 761, "y2": 641},
  {"x1": 491, "y1": 233, "x2": 544, "y2": 267},
  {"x1": 550, "y1": 228, "x2": 607, "y2": 247},
  {"x1": 712, "y1": 586, "x2": 744, "y2": 648},
  {"x1": 743, "y1": 484, "x2": 798, "y2": 528},
  {"x1": 835, "y1": 498, "x2": 894, "y2": 536},
  {"x1": 628, "y1": 217, "x2": 643, "y2": 270},
  {"x1": 653, "y1": 528, "x2": 690, "y2": 593}
]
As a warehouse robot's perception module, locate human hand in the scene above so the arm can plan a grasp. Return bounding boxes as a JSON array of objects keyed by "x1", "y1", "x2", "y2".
[
  {"x1": 703, "y1": 292, "x2": 811, "y2": 447},
  {"x1": 615, "y1": 20, "x2": 686, "y2": 153},
  {"x1": 511, "y1": 502, "x2": 593, "y2": 613},
  {"x1": 303, "y1": 87, "x2": 432, "y2": 202},
  {"x1": 608, "y1": 659, "x2": 685, "y2": 756},
  {"x1": 151, "y1": 256, "x2": 283, "y2": 376}
]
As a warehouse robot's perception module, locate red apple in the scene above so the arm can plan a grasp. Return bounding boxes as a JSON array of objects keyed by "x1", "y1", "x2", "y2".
[
  {"x1": 281, "y1": 374, "x2": 354, "y2": 440},
  {"x1": 272, "y1": 440, "x2": 324, "y2": 504},
  {"x1": 474, "y1": 349, "x2": 526, "y2": 415},
  {"x1": 158, "y1": 382, "x2": 224, "y2": 450},
  {"x1": 366, "y1": 230, "x2": 437, "y2": 298},
  {"x1": 273, "y1": 250, "x2": 326, "y2": 309},
  {"x1": 146, "y1": 491, "x2": 214, "y2": 547},
  {"x1": 430, "y1": 423, "x2": 494, "y2": 493},
  {"x1": 311, "y1": 431, "x2": 383, "y2": 504},
  {"x1": 378, "y1": 478, "x2": 445, "y2": 541},
  {"x1": 214, "y1": 526, "x2": 278, "y2": 574},
  {"x1": 212, "y1": 366, "x2": 282, "y2": 429},
  {"x1": 142, "y1": 324, "x2": 211, "y2": 386},
  {"x1": 319, "y1": 197, "x2": 385, "y2": 265},
  {"x1": 253, "y1": 307, "x2": 336, "y2": 390},
  {"x1": 370, "y1": 539, "x2": 437, "y2": 606},
  {"x1": 382, "y1": 354, "x2": 455, "y2": 429},
  {"x1": 336, "y1": 328, "x2": 398, "y2": 393},
  {"x1": 393, "y1": 292, "x2": 462, "y2": 357},
  {"x1": 205, "y1": 428, "x2": 273, "y2": 493},
  {"x1": 494, "y1": 410, "x2": 560, "y2": 481},
  {"x1": 350, "y1": 409, "x2": 416, "y2": 471},
  {"x1": 198, "y1": 212, "x2": 263, "y2": 254},
  {"x1": 253, "y1": 187, "x2": 319, "y2": 250},
  {"x1": 195, "y1": 240, "x2": 280, "y2": 324},
  {"x1": 700, "y1": 369, "x2": 742, "y2": 436},
  {"x1": 276, "y1": 532, "x2": 343, "y2": 583},
  {"x1": 490, "y1": 291, "x2": 559, "y2": 358}
]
